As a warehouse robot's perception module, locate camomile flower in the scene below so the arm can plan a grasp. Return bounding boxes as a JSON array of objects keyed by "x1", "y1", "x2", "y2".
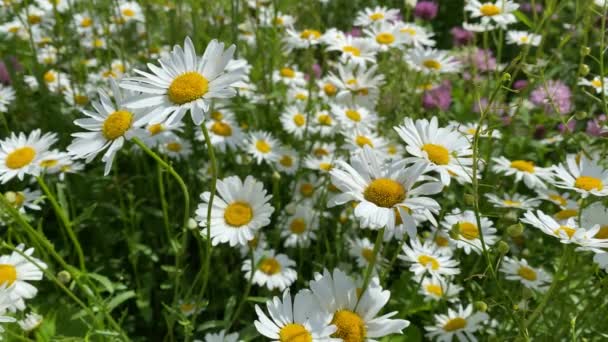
[
  {"x1": 0, "y1": 129, "x2": 57, "y2": 183},
  {"x1": 325, "y1": 35, "x2": 378, "y2": 67},
  {"x1": 394, "y1": 116, "x2": 473, "y2": 185},
  {"x1": 203, "y1": 330, "x2": 240, "y2": 342},
  {"x1": 419, "y1": 277, "x2": 462, "y2": 302},
  {"x1": 38, "y1": 150, "x2": 73, "y2": 175},
  {"x1": 141, "y1": 121, "x2": 183, "y2": 148},
  {"x1": 580, "y1": 75, "x2": 608, "y2": 96},
  {"x1": 484, "y1": 193, "x2": 541, "y2": 210},
  {"x1": 259, "y1": 9, "x2": 295, "y2": 28},
  {"x1": 247, "y1": 131, "x2": 280, "y2": 164},
  {"x1": 462, "y1": 21, "x2": 495, "y2": 32},
  {"x1": 4, "y1": 189, "x2": 43, "y2": 214},
  {"x1": 397, "y1": 23, "x2": 436, "y2": 47},
  {"x1": 506, "y1": 31, "x2": 541, "y2": 46},
  {"x1": 327, "y1": 63, "x2": 385, "y2": 108},
  {"x1": 121, "y1": 37, "x2": 243, "y2": 125},
  {"x1": 67, "y1": 78, "x2": 145, "y2": 175},
  {"x1": 425, "y1": 304, "x2": 489, "y2": 342},
  {"x1": 294, "y1": 175, "x2": 322, "y2": 202},
  {"x1": 17, "y1": 312, "x2": 42, "y2": 332},
  {"x1": 116, "y1": 1, "x2": 144, "y2": 23},
  {"x1": 311, "y1": 110, "x2": 338, "y2": 137},
  {"x1": 272, "y1": 66, "x2": 306, "y2": 87},
  {"x1": 25, "y1": 69, "x2": 68, "y2": 92},
  {"x1": 364, "y1": 21, "x2": 404, "y2": 52},
  {"x1": 464, "y1": 0, "x2": 519, "y2": 29},
  {"x1": 441, "y1": 210, "x2": 497, "y2": 255},
  {"x1": 329, "y1": 146, "x2": 442, "y2": 231},
  {"x1": 354, "y1": 6, "x2": 400, "y2": 26},
  {"x1": 284, "y1": 28, "x2": 324, "y2": 51},
  {"x1": 281, "y1": 205, "x2": 318, "y2": 247},
  {"x1": 309, "y1": 268, "x2": 410, "y2": 341},
  {"x1": 426, "y1": 227, "x2": 455, "y2": 256},
  {"x1": 239, "y1": 232, "x2": 268, "y2": 257},
  {"x1": 500, "y1": 257, "x2": 552, "y2": 291},
  {"x1": 73, "y1": 13, "x2": 95, "y2": 34},
  {"x1": 399, "y1": 239, "x2": 460, "y2": 280},
  {"x1": 581, "y1": 202, "x2": 608, "y2": 239},
  {"x1": 242, "y1": 249, "x2": 297, "y2": 291},
  {"x1": 317, "y1": 77, "x2": 340, "y2": 100},
  {"x1": 196, "y1": 175, "x2": 274, "y2": 247},
  {"x1": 0, "y1": 85, "x2": 15, "y2": 112},
  {"x1": 383, "y1": 205, "x2": 436, "y2": 241},
  {"x1": 405, "y1": 47, "x2": 460, "y2": 74},
  {"x1": 200, "y1": 116, "x2": 245, "y2": 153},
  {"x1": 280, "y1": 105, "x2": 308, "y2": 138},
  {"x1": 349, "y1": 237, "x2": 386, "y2": 272},
  {"x1": 254, "y1": 289, "x2": 338, "y2": 342},
  {"x1": 159, "y1": 138, "x2": 192, "y2": 160},
  {"x1": 551, "y1": 154, "x2": 608, "y2": 197},
  {"x1": 330, "y1": 103, "x2": 378, "y2": 130},
  {"x1": 342, "y1": 128, "x2": 388, "y2": 153},
  {"x1": 0, "y1": 244, "x2": 47, "y2": 312},
  {"x1": 0, "y1": 285, "x2": 16, "y2": 335},
  {"x1": 449, "y1": 122, "x2": 502, "y2": 140},
  {"x1": 304, "y1": 155, "x2": 339, "y2": 174},
  {"x1": 286, "y1": 86, "x2": 310, "y2": 105},
  {"x1": 491, "y1": 156, "x2": 552, "y2": 189},
  {"x1": 275, "y1": 147, "x2": 299, "y2": 175},
  {"x1": 535, "y1": 188, "x2": 573, "y2": 208}
]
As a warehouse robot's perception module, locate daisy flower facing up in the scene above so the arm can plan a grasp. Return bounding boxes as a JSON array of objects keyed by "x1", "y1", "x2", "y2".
[
  {"x1": 275, "y1": 147, "x2": 299, "y2": 175},
  {"x1": 242, "y1": 249, "x2": 297, "y2": 291},
  {"x1": 465, "y1": 1, "x2": 519, "y2": 29},
  {"x1": 419, "y1": 277, "x2": 462, "y2": 302},
  {"x1": 247, "y1": 131, "x2": 281, "y2": 165},
  {"x1": 0, "y1": 129, "x2": 57, "y2": 183},
  {"x1": 68, "y1": 79, "x2": 145, "y2": 175},
  {"x1": 254, "y1": 289, "x2": 338, "y2": 342},
  {"x1": 578, "y1": 76, "x2": 608, "y2": 95},
  {"x1": 121, "y1": 37, "x2": 243, "y2": 125},
  {"x1": 0, "y1": 244, "x2": 47, "y2": 312},
  {"x1": 354, "y1": 6, "x2": 400, "y2": 26},
  {"x1": 272, "y1": 65, "x2": 306, "y2": 87},
  {"x1": 196, "y1": 175, "x2": 274, "y2": 247},
  {"x1": 395, "y1": 117, "x2": 473, "y2": 185},
  {"x1": 500, "y1": 257, "x2": 552, "y2": 291},
  {"x1": 281, "y1": 205, "x2": 318, "y2": 247},
  {"x1": 329, "y1": 146, "x2": 442, "y2": 231},
  {"x1": 425, "y1": 304, "x2": 489, "y2": 342},
  {"x1": 441, "y1": 210, "x2": 497, "y2": 255},
  {"x1": 485, "y1": 193, "x2": 541, "y2": 210},
  {"x1": 349, "y1": 237, "x2": 386, "y2": 272},
  {"x1": 506, "y1": 31, "x2": 541, "y2": 46},
  {"x1": 400, "y1": 239, "x2": 460, "y2": 280},
  {"x1": 397, "y1": 23, "x2": 436, "y2": 48},
  {"x1": 551, "y1": 154, "x2": 608, "y2": 197},
  {"x1": 4, "y1": 188, "x2": 43, "y2": 214},
  {"x1": 284, "y1": 28, "x2": 323, "y2": 51},
  {"x1": 492, "y1": 156, "x2": 552, "y2": 189},
  {"x1": 405, "y1": 47, "x2": 460, "y2": 74},
  {"x1": 364, "y1": 21, "x2": 404, "y2": 52},
  {"x1": 324, "y1": 35, "x2": 377, "y2": 67},
  {"x1": 330, "y1": 103, "x2": 378, "y2": 131},
  {"x1": 280, "y1": 105, "x2": 308, "y2": 138},
  {"x1": 309, "y1": 268, "x2": 409, "y2": 341}
]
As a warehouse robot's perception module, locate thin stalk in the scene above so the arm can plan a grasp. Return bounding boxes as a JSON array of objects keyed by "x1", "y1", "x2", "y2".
[
  {"x1": 225, "y1": 250, "x2": 255, "y2": 332},
  {"x1": 356, "y1": 227, "x2": 384, "y2": 310}
]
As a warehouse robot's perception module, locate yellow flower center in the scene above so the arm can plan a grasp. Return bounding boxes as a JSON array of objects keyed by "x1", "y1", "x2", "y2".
[
  {"x1": 259, "y1": 257, "x2": 281, "y2": 275},
  {"x1": 6, "y1": 147, "x2": 36, "y2": 169},
  {"x1": 555, "y1": 226, "x2": 576, "y2": 238},
  {"x1": 74, "y1": 94, "x2": 89, "y2": 105},
  {"x1": 210, "y1": 121, "x2": 233, "y2": 136},
  {"x1": 317, "y1": 114, "x2": 332, "y2": 126},
  {"x1": 443, "y1": 317, "x2": 467, "y2": 332},
  {"x1": 295, "y1": 93, "x2": 307, "y2": 101},
  {"x1": 273, "y1": 17, "x2": 284, "y2": 26},
  {"x1": 279, "y1": 323, "x2": 312, "y2": 342},
  {"x1": 247, "y1": 236, "x2": 259, "y2": 248},
  {"x1": 422, "y1": 59, "x2": 442, "y2": 70},
  {"x1": 224, "y1": 201, "x2": 253, "y2": 227},
  {"x1": 375, "y1": 33, "x2": 395, "y2": 45},
  {"x1": 148, "y1": 123, "x2": 163, "y2": 136},
  {"x1": 167, "y1": 72, "x2": 209, "y2": 105},
  {"x1": 28, "y1": 15, "x2": 41, "y2": 25},
  {"x1": 280, "y1": 67, "x2": 295, "y2": 78},
  {"x1": 331, "y1": 310, "x2": 366, "y2": 342},
  {"x1": 210, "y1": 111, "x2": 223, "y2": 121},
  {"x1": 363, "y1": 178, "x2": 406, "y2": 208},
  {"x1": 290, "y1": 218, "x2": 306, "y2": 234},
  {"x1": 102, "y1": 110, "x2": 133, "y2": 140},
  {"x1": 549, "y1": 194, "x2": 567, "y2": 206},
  {"x1": 40, "y1": 159, "x2": 58, "y2": 168},
  {"x1": 80, "y1": 17, "x2": 92, "y2": 27},
  {"x1": 300, "y1": 183, "x2": 314, "y2": 197},
  {"x1": 345, "y1": 109, "x2": 361, "y2": 122},
  {"x1": 361, "y1": 248, "x2": 374, "y2": 263},
  {"x1": 435, "y1": 236, "x2": 449, "y2": 247},
  {"x1": 480, "y1": 3, "x2": 501, "y2": 16},
  {"x1": 554, "y1": 209, "x2": 578, "y2": 220},
  {"x1": 592, "y1": 79, "x2": 603, "y2": 88},
  {"x1": 293, "y1": 113, "x2": 306, "y2": 127},
  {"x1": 520, "y1": 36, "x2": 529, "y2": 43},
  {"x1": 166, "y1": 142, "x2": 182, "y2": 152},
  {"x1": 369, "y1": 12, "x2": 384, "y2": 21},
  {"x1": 418, "y1": 255, "x2": 440, "y2": 270},
  {"x1": 323, "y1": 83, "x2": 337, "y2": 96},
  {"x1": 122, "y1": 8, "x2": 135, "y2": 17},
  {"x1": 313, "y1": 148, "x2": 329, "y2": 157},
  {"x1": 179, "y1": 303, "x2": 195, "y2": 314},
  {"x1": 255, "y1": 140, "x2": 271, "y2": 153},
  {"x1": 421, "y1": 144, "x2": 450, "y2": 165},
  {"x1": 300, "y1": 29, "x2": 321, "y2": 40},
  {"x1": 400, "y1": 27, "x2": 416, "y2": 36},
  {"x1": 342, "y1": 45, "x2": 361, "y2": 56},
  {"x1": 574, "y1": 176, "x2": 603, "y2": 191},
  {"x1": 517, "y1": 266, "x2": 537, "y2": 281},
  {"x1": 596, "y1": 225, "x2": 608, "y2": 239},
  {"x1": 355, "y1": 135, "x2": 374, "y2": 148},
  {"x1": 459, "y1": 222, "x2": 479, "y2": 240},
  {"x1": 280, "y1": 155, "x2": 293, "y2": 167},
  {"x1": 0, "y1": 264, "x2": 17, "y2": 286},
  {"x1": 426, "y1": 284, "x2": 443, "y2": 297},
  {"x1": 510, "y1": 160, "x2": 535, "y2": 173},
  {"x1": 43, "y1": 71, "x2": 56, "y2": 83},
  {"x1": 319, "y1": 163, "x2": 332, "y2": 171},
  {"x1": 503, "y1": 200, "x2": 521, "y2": 207}
]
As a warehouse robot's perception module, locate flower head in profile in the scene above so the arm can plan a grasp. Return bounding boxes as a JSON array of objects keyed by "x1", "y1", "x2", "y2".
[
  {"x1": 425, "y1": 304, "x2": 489, "y2": 342},
  {"x1": 500, "y1": 257, "x2": 552, "y2": 291},
  {"x1": 242, "y1": 249, "x2": 297, "y2": 291},
  {"x1": 0, "y1": 244, "x2": 47, "y2": 312},
  {"x1": 465, "y1": 1, "x2": 519, "y2": 29},
  {"x1": 551, "y1": 153, "x2": 608, "y2": 197}
]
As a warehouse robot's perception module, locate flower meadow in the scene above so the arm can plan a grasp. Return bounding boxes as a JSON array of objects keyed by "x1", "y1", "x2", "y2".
[{"x1": 2, "y1": 0, "x2": 608, "y2": 341}]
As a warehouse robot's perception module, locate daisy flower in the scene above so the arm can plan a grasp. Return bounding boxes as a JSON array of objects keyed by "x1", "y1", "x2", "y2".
[
  {"x1": 426, "y1": 227, "x2": 455, "y2": 256},
  {"x1": 349, "y1": 237, "x2": 386, "y2": 272},
  {"x1": 425, "y1": 304, "x2": 489, "y2": 342},
  {"x1": 159, "y1": 138, "x2": 192, "y2": 160},
  {"x1": 400, "y1": 239, "x2": 460, "y2": 280},
  {"x1": 242, "y1": 249, "x2": 297, "y2": 291},
  {"x1": 309, "y1": 268, "x2": 410, "y2": 341},
  {"x1": 342, "y1": 128, "x2": 388, "y2": 153},
  {"x1": 354, "y1": 6, "x2": 400, "y2": 26},
  {"x1": 405, "y1": 47, "x2": 460, "y2": 74},
  {"x1": 0, "y1": 84, "x2": 15, "y2": 112},
  {"x1": 4, "y1": 188, "x2": 43, "y2": 214},
  {"x1": 0, "y1": 285, "x2": 16, "y2": 335},
  {"x1": 551, "y1": 154, "x2": 608, "y2": 197},
  {"x1": 195, "y1": 175, "x2": 274, "y2": 247},
  {"x1": 281, "y1": 205, "x2": 318, "y2": 247},
  {"x1": 397, "y1": 23, "x2": 436, "y2": 47},
  {"x1": 284, "y1": 28, "x2": 323, "y2": 50},
  {"x1": 254, "y1": 289, "x2": 338, "y2": 341},
  {"x1": 581, "y1": 202, "x2": 608, "y2": 239},
  {"x1": 394, "y1": 116, "x2": 473, "y2": 185},
  {"x1": 329, "y1": 146, "x2": 442, "y2": 231},
  {"x1": 275, "y1": 147, "x2": 299, "y2": 175},
  {"x1": 330, "y1": 103, "x2": 378, "y2": 131},
  {"x1": 200, "y1": 116, "x2": 245, "y2": 153},
  {"x1": 327, "y1": 63, "x2": 385, "y2": 107},
  {"x1": 312, "y1": 110, "x2": 338, "y2": 137},
  {"x1": 324, "y1": 35, "x2": 377, "y2": 67},
  {"x1": 121, "y1": 37, "x2": 243, "y2": 125},
  {"x1": 492, "y1": 156, "x2": 552, "y2": 189},
  {"x1": 280, "y1": 105, "x2": 308, "y2": 138},
  {"x1": 441, "y1": 210, "x2": 497, "y2": 255},
  {"x1": 67, "y1": 79, "x2": 145, "y2": 175},
  {"x1": 272, "y1": 66, "x2": 306, "y2": 87},
  {"x1": 17, "y1": 312, "x2": 43, "y2": 332},
  {"x1": 203, "y1": 330, "x2": 240, "y2": 342},
  {"x1": 0, "y1": 244, "x2": 47, "y2": 312},
  {"x1": 484, "y1": 193, "x2": 541, "y2": 210},
  {"x1": 0, "y1": 129, "x2": 57, "y2": 183},
  {"x1": 419, "y1": 277, "x2": 462, "y2": 302},
  {"x1": 295, "y1": 175, "x2": 322, "y2": 202},
  {"x1": 500, "y1": 257, "x2": 552, "y2": 291},
  {"x1": 464, "y1": 0, "x2": 519, "y2": 29},
  {"x1": 259, "y1": 9, "x2": 295, "y2": 28},
  {"x1": 364, "y1": 21, "x2": 404, "y2": 51},
  {"x1": 247, "y1": 131, "x2": 281, "y2": 164},
  {"x1": 141, "y1": 121, "x2": 184, "y2": 148},
  {"x1": 304, "y1": 155, "x2": 339, "y2": 174},
  {"x1": 116, "y1": 1, "x2": 144, "y2": 23},
  {"x1": 506, "y1": 30, "x2": 541, "y2": 46},
  {"x1": 578, "y1": 76, "x2": 608, "y2": 95}
]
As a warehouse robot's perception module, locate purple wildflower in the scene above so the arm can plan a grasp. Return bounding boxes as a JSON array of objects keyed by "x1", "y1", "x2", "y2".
[
  {"x1": 414, "y1": 1, "x2": 438, "y2": 20},
  {"x1": 450, "y1": 27, "x2": 474, "y2": 46},
  {"x1": 530, "y1": 80, "x2": 572, "y2": 114},
  {"x1": 422, "y1": 81, "x2": 452, "y2": 111}
]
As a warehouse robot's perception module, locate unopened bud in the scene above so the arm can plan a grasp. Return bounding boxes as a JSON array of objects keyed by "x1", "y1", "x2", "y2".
[
  {"x1": 187, "y1": 218, "x2": 197, "y2": 230},
  {"x1": 474, "y1": 301, "x2": 488, "y2": 312},
  {"x1": 580, "y1": 46, "x2": 591, "y2": 56},
  {"x1": 502, "y1": 72, "x2": 512, "y2": 83},
  {"x1": 272, "y1": 171, "x2": 281, "y2": 181},
  {"x1": 497, "y1": 241, "x2": 510, "y2": 254},
  {"x1": 507, "y1": 223, "x2": 524, "y2": 237},
  {"x1": 575, "y1": 111, "x2": 588, "y2": 120},
  {"x1": 464, "y1": 194, "x2": 475, "y2": 206},
  {"x1": 57, "y1": 270, "x2": 71, "y2": 284},
  {"x1": 579, "y1": 64, "x2": 590, "y2": 76}
]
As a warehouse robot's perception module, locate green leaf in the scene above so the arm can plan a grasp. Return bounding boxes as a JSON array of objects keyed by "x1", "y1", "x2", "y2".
[
  {"x1": 87, "y1": 273, "x2": 115, "y2": 294},
  {"x1": 106, "y1": 290, "x2": 136, "y2": 313},
  {"x1": 514, "y1": 10, "x2": 532, "y2": 28}
]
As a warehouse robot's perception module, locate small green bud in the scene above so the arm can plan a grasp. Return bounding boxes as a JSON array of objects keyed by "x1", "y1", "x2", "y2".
[
  {"x1": 187, "y1": 218, "x2": 197, "y2": 230},
  {"x1": 449, "y1": 223, "x2": 460, "y2": 239},
  {"x1": 507, "y1": 223, "x2": 524, "y2": 237},
  {"x1": 497, "y1": 241, "x2": 510, "y2": 254},
  {"x1": 581, "y1": 46, "x2": 591, "y2": 56},
  {"x1": 502, "y1": 72, "x2": 512, "y2": 83},
  {"x1": 579, "y1": 64, "x2": 590, "y2": 76},
  {"x1": 272, "y1": 171, "x2": 281, "y2": 181},
  {"x1": 58, "y1": 270, "x2": 72, "y2": 284},
  {"x1": 474, "y1": 301, "x2": 488, "y2": 312},
  {"x1": 464, "y1": 194, "x2": 475, "y2": 206},
  {"x1": 575, "y1": 111, "x2": 588, "y2": 120}
]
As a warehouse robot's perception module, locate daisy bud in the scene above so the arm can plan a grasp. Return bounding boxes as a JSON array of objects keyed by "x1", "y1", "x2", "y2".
[
  {"x1": 4, "y1": 191, "x2": 16, "y2": 203},
  {"x1": 507, "y1": 223, "x2": 524, "y2": 237},
  {"x1": 501, "y1": 72, "x2": 511, "y2": 83},
  {"x1": 272, "y1": 171, "x2": 281, "y2": 182},
  {"x1": 187, "y1": 218, "x2": 197, "y2": 230},
  {"x1": 57, "y1": 270, "x2": 71, "y2": 284},
  {"x1": 505, "y1": 210, "x2": 518, "y2": 222},
  {"x1": 580, "y1": 46, "x2": 591, "y2": 56},
  {"x1": 579, "y1": 64, "x2": 590, "y2": 76},
  {"x1": 575, "y1": 111, "x2": 588, "y2": 120},
  {"x1": 474, "y1": 301, "x2": 488, "y2": 312},
  {"x1": 449, "y1": 223, "x2": 460, "y2": 239},
  {"x1": 463, "y1": 194, "x2": 475, "y2": 206},
  {"x1": 497, "y1": 241, "x2": 510, "y2": 254}
]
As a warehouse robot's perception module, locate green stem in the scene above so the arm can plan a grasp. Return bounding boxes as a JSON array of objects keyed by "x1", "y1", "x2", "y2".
[
  {"x1": 356, "y1": 227, "x2": 384, "y2": 309},
  {"x1": 225, "y1": 250, "x2": 255, "y2": 332}
]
